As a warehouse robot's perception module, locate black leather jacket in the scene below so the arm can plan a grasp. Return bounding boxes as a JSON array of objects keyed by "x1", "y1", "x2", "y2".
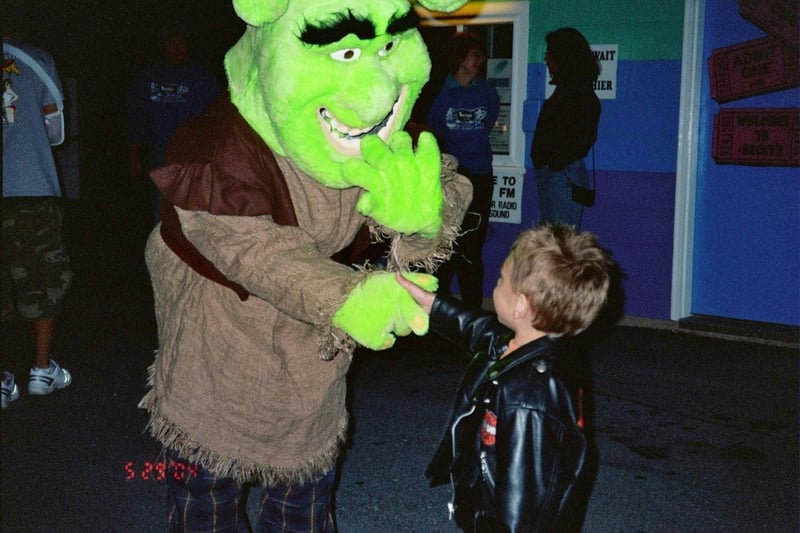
[{"x1": 426, "y1": 296, "x2": 588, "y2": 533}]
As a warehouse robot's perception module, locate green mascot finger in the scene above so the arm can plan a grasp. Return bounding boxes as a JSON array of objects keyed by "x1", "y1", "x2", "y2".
[
  {"x1": 345, "y1": 132, "x2": 443, "y2": 237},
  {"x1": 400, "y1": 271, "x2": 439, "y2": 292},
  {"x1": 398, "y1": 272, "x2": 437, "y2": 335},
  {"x1": 392, "y1": 316, "x2": 414, "y2": 337},
  {"x1": 333, "y1": 272, "x2": 432, "y2": 350},
  {"x1": 387, "y1": 130, "x2": 414, "y2": 158},
  {"x1": 414, "y1": 131, "x2": 441, "y2": 177},
  {"x1": 343, "y1": 135, "x2": 392, "y2": 192},
  {"x1": 398, "y1": 297, "x2": 429, "y2": 336},
  {"x1": 363, "y1": 133, "x2": 397, "y2": 171}
]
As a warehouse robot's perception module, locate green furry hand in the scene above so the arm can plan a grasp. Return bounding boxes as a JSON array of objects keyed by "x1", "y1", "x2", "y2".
[
  {"x1": 333, "y1": 272, "x2": 438, "y2": 350},
  {"x1": 343, "y1": 131, "x2": 443, "y2": 239}
]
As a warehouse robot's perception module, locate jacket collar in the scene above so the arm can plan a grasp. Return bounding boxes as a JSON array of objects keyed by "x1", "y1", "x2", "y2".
[{"x1": 487, "y1": 336, "x2": 556, "y2": 380}]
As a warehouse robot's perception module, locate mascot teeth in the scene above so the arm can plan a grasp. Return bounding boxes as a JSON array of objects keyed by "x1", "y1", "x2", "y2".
[
  {"x1": 321, "y1": 110, "x2": 383, "y2": 138},
  {"x1": 319, "y1": 87, "x2": 406, "y2": 156}
]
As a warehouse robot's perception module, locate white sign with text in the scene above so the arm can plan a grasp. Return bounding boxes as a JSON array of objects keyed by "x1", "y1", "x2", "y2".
[{"x1": 489, "y1": 167, "x2": 525, "y2": 224}]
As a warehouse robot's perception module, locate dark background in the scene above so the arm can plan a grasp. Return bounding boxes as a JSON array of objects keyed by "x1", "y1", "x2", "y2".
[
  {"x1": 3, "y1": 1, "x2": 248, "y2": 365},
  {"x1": 5, "y1": 1, "x2": 245, "y2": 208}
]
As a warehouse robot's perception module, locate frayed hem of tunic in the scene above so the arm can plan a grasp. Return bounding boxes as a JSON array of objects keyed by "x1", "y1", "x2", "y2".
[
  {"x1": 140, "y1": 391, "x2": 348, "y2": 486},
  {"x1": 139, "y1": 362, "x2": 348, "y2": 486}
]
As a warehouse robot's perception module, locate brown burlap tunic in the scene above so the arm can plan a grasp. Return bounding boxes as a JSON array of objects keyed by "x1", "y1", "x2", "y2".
[{"x1": 138, "y1": 98, "x2": 471, "y2": 485}]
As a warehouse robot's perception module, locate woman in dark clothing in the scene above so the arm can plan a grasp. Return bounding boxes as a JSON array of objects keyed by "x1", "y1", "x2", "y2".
[{"x1": 531, "y1": 27, "x2": 601, "y2": 228}]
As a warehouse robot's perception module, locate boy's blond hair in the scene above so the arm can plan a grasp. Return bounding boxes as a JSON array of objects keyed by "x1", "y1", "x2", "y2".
[{"x1": 506, "y1": 224, "x2": 611, "y2": 336}]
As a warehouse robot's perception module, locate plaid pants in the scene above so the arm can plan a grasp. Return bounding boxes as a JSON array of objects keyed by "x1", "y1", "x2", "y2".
[{"x1": 166, "y1": 454, "x2": 336, "y2": 533}]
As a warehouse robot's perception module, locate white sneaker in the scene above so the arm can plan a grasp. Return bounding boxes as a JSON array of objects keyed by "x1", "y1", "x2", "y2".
[
  {"x1": 28, "y1": 359, "x2": 72, "y2": 395},
  {"x1": 2, "y1": 371, "x2": 20, "y2": 409}
]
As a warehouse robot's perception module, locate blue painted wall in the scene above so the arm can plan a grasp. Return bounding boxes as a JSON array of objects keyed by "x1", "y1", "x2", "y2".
[
  {"x1": 482, "y1": 6, "x2": 683, "y2": 320},
  {"x1": 690, "y1": 0, "x2": 800, "y2": 326},
  {"x1": 458, "y1": 1, "x2": 797, "y2": 327}
]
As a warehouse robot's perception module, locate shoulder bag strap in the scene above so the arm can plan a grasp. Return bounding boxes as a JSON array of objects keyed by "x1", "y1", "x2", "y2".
[
  {"x1": 5, "y1": 42, "x2": 65, "y2": 144},
  {"x1": 4, "y1": 43, "x2": 63, "y2": 112}
]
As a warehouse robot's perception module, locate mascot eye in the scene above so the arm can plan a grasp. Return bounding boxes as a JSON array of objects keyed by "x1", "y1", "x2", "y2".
[
  {"x1": 330, "y1": 48, "x2": 362, "y2": 62},
  {"x1": 378, "y1": 39, "x2": 398, "y2": 57}
]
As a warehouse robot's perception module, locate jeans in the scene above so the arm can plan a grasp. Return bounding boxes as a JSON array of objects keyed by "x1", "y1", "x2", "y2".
[{"x1": 535, "y1": 159, "x2": 588, "y2": 228}]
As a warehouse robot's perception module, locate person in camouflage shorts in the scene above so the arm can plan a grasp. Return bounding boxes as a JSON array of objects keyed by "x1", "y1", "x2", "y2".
[
  {"x1": 2, "y1": 198, "x2": 73, "y2": 320},
  {"x1": 1, "y1": 197, "x2": 74, "y2": 403},
  {"x1": 3, "y1": 31, "x2": 74, "y2": 406}
]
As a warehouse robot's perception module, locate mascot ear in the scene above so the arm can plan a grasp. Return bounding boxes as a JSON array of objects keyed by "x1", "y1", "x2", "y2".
[
  {"x1": 232, "y1": 0, "x2": 289, "y2": 26},
  {"x1": 416, "y1": 0, "x2": 469, "y2": 12}
]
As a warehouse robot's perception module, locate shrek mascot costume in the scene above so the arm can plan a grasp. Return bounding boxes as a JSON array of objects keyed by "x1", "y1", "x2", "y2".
[{"x1": 138, "y1": 0, "x2": 472, "y2": 530}]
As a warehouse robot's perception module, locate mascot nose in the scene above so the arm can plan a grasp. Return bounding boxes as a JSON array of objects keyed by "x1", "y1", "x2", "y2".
[{"x1": 345, "y1": 67, "x2": 401, "y2": 122}]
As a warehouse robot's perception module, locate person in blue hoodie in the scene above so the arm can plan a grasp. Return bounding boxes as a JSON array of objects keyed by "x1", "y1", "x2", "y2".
[
  {"x1": 127, "y1": 20, "x2": 219, "y2": 223},
  {"x1": 426, "y1": 32, "x2": 500, "y2": 308}
]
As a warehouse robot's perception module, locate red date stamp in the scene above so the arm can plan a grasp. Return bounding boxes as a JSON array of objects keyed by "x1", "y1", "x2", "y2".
[{"x1": 124, "y1": 460, "x2": 200, "y2": 482}]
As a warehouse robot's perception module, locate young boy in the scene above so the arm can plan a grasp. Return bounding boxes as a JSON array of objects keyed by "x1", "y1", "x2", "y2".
[{"x1": 397, "y1": 223, "x2": 613, "y2": 532}]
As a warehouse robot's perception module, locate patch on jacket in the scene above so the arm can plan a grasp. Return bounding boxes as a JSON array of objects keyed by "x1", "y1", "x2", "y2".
[{"x1": 480, "y1": 410, "x2": 497, "y2": 446}]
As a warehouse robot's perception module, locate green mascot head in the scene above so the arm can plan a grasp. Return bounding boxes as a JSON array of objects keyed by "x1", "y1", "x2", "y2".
[{"x1": 225, "y1": 0, "x2": 467, "y2": 188}]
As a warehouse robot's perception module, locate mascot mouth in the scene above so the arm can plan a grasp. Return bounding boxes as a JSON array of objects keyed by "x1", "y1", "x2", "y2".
[{"x1": 318, "y1": 86, "x2": 407, "y2": 157}]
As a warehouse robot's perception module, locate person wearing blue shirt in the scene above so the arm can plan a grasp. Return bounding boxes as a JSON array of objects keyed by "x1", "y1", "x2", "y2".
[
  {"x1": 127, "y1": 21, "x2": 219, "y2": 223},
  {"x1": 426, "y1": 32, "x2": 500, "y2": 308},
  {"x1": 2, "y1": 32, "x2": 74, "y2": 407}
]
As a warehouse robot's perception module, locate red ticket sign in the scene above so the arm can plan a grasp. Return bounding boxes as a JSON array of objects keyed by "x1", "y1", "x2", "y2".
[
  {"x1": 713, "y1": 108, "x2": 800, "y2": 166},
  {"x1": 739, "y1": 0, "x2": 800, "y2": 49},
  {"x1": 709, "y1": 36, "x2": 799, "y2": 103}
]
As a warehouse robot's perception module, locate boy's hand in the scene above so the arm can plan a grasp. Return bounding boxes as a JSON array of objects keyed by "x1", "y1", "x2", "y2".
[{"x1": 395, "y1": 271, "x2": 436, "y2": 314}]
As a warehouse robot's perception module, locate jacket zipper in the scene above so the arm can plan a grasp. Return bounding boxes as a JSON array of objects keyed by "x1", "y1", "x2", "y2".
[
  {"x1": 448, "y1": 403, "x2": 477, "y2": 521},
  {"x1": 480, "y1": 450, "x2": 495, "y2": 489}
]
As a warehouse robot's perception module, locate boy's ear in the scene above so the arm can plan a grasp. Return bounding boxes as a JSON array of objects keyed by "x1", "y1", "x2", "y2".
[{"x1": 512, "y1": 293, "x2": 531, "y2": 319}]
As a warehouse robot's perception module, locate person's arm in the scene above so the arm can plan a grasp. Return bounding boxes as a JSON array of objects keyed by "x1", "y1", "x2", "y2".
[
  {"x1": 397, "y1": 272, "x2": 509, "y2": 356},
  {"x1": 492, "y1": 406, "x2": 550, "y2": 530},
  {"x1": 199, "y1": 67, "x2": 220, "y2": 108},
  {"x1": 42, "y1": 101, "x2": 64, "y2": 146},
  {"x1": 576, "y1": 93, "x2": 601, "y2": 156},
  {"x1": 485, "y1": 83, "x2": 500, "y2": 134},
  {"x1": 178, "y1": 208, "x2": 363, "y2": 327},
  {"x1": 179, "y1": 209, "x2": 436, "y2": 350},
  {"x1": 40, "y1": 53, "x2": 65, "y2": 146},
  {"x1": 128, "y1": 143, "x2": 145, "y2": 179},
  {"x1": 127, "y1": 75, "x2": 149, "y2": 178},
  {"x1": 424, "y1": 86, "x2": 448, "y2": 144},
  {"x1": 546, "y1": 92, "x2": 600, "y2": 170}
]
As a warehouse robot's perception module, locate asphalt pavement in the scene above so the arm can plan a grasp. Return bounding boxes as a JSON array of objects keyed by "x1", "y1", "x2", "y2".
[{"x1": 1, "y1": 193, "x2": 797, "y2": 532}]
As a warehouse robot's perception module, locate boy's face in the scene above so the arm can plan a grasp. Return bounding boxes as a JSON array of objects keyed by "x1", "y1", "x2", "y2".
[{"x1": 493, "y1": 260, "x2": 518, "y2": 329}]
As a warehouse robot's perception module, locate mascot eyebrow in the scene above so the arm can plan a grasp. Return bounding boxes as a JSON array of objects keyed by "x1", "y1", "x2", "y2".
[{"x1": 300, "y1": 8, "x2": 420, "y2": 46}]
